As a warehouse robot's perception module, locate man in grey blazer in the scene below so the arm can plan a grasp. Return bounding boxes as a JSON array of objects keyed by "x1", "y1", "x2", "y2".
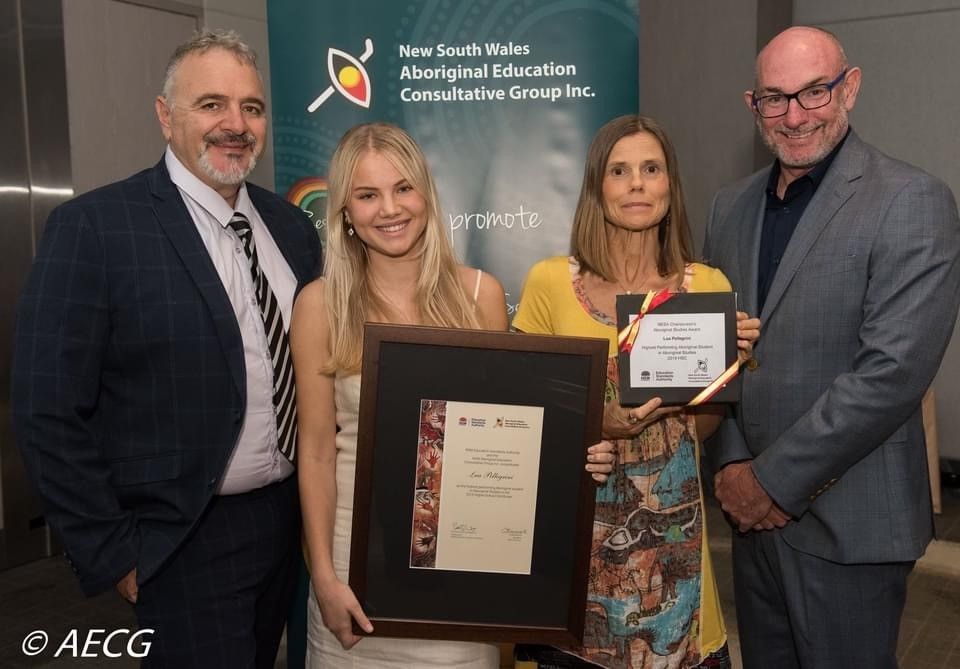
[
  {"x1": 703, "y1": 26, "x2": 960, "y2": 668},
  {"x1": 12, "y1": 31, "x2": 320, "y2": 667}
]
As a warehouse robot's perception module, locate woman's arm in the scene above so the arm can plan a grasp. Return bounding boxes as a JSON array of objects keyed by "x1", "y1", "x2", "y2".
[{"x1": 292, "y1": 280, "x2": 372, "y2": 649}]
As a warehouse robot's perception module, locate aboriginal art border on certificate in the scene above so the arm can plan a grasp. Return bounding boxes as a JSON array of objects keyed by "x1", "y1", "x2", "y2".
[{"x1": 410, "y1": 399, "x2": 446, "y2": 569}]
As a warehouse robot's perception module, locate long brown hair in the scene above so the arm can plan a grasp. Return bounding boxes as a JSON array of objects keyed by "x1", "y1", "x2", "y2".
[{"x1": 570, "y1": 115, "x2": 694, "y2": 281}]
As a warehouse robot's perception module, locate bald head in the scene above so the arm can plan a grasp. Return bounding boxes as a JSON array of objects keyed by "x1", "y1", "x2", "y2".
[{"x1": 756, "y1": 27, "x2": 848, "y2": 88}]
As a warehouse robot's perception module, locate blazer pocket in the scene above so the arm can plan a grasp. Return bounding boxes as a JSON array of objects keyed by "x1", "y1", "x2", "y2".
[
  {"x1": 800, "y1": 251, "x2": 858, "y2": 278},
  {"x1": 110, "y1": 452, "x2": 182, "y2": 486}
]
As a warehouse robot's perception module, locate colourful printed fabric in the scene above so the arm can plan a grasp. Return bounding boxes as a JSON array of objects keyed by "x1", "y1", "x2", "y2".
[{"x1": 514, "y1": 257, "x2": 731, "y2": 668}]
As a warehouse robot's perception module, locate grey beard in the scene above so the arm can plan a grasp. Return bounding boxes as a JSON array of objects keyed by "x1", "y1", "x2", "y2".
[{"x1": 198, "y1": 147, "x2": 258, "y2": 185}]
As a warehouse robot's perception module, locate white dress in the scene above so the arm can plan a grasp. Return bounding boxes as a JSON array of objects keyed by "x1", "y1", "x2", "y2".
[{"x1": 305, "y1": 375, "x2": 499, "y2": 668}]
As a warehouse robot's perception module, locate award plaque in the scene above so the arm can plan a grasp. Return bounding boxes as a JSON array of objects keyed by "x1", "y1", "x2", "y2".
[
  {"x1": 616, "y1": 291, "x2": 740, "y2": 406},
  {"x1": 350, "y1": 323, "x2": 607, "y2": 644}
]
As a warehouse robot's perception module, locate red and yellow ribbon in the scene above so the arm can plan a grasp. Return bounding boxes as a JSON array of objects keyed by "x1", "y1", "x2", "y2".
[
  {"x1": 617, "y1": 289, "x2": 674, "y2": 353},
  {"x1": 686, "y1": 359, "x2": 741, "y2": 406}
]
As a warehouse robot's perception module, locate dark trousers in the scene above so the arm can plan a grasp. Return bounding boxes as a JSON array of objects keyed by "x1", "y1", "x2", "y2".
[
  {"x1": 732, "y1": 529, "x2": 913, "y2": 669},
  {"x1": 134, "y1": 475, "x2": 300, "y2": 669}
]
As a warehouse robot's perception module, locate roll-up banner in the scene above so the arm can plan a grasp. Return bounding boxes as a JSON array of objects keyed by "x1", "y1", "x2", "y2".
[{"x1": 268, "y1": 0, "x2": 639, "y2": 317}]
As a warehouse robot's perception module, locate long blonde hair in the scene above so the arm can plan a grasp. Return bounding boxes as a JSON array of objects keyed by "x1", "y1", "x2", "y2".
[
  {"x1": 570, "y1": 115, "x2": 694, "y2": 281},
  {"x1": 323, "y1": 122, "x2": 479, "y2": 373}
]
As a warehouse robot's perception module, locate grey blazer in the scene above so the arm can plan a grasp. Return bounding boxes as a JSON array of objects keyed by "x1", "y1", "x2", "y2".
[{"x1": 703, "y1": 131, "x2": 960, "y2": 564}]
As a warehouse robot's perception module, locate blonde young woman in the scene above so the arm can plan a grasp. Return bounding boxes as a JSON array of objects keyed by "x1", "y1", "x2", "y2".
[
  {"x1": 514, "y1": 115, "x2": 760, "y2": 668},
  {"x1": 291, "y1": 123, "x2": 615, "y2": 667}
]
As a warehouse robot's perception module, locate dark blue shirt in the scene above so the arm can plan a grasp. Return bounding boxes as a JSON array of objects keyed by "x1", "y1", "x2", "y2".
[{"x1": 757, "y1": 130, "x2": 849, "y2": 312}]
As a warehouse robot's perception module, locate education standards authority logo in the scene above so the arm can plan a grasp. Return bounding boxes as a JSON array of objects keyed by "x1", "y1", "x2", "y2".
[{"x1": 307, "y1": 38, "x2": 374, "y2": 111}]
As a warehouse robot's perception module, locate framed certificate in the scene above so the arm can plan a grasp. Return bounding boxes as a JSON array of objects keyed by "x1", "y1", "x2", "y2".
[
  {"x1": 616, "y1": 291, "x2": 740, "y2": 406},
  {"x1": 350, "y1": 323, "x2": 607, "y2": 644}
]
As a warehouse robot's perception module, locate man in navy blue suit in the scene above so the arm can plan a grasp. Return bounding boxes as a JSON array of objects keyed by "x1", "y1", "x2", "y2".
[{"x1": 12, "y1": 30, "x2": 321, "y2": 667}]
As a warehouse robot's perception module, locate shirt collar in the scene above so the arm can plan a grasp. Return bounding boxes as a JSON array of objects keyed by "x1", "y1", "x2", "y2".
[{"x1": 165, "y1": 146, "x2": 251, "y2": 227}]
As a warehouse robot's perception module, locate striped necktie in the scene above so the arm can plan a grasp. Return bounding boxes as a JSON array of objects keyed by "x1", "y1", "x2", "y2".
[{"x1": 228, "y1": 212, "x2": 297, "y2": 463}]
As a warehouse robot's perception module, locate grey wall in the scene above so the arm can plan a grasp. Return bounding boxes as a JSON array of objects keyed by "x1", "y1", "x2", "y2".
[
  {"x1": 63, "y1": 0, "x2": 198, "y2": 195},
  {"x1": 639, "y1": 1, "x2": 760, "y2": 255}
]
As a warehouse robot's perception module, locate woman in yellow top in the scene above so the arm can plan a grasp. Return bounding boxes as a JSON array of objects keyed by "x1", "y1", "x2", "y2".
[{"x1": 514, "y1": 115, "x2": 759, "y2": 669}]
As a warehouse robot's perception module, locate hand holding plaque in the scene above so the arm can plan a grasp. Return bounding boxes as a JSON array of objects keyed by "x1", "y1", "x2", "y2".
[{"x1": 616, "y1": 291, "x2": 741, "y2": 406}]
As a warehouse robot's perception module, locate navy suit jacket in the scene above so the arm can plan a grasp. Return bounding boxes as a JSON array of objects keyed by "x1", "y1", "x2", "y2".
[{"x1": 12, "y1": 159, "x2": 321, "y2": 595}]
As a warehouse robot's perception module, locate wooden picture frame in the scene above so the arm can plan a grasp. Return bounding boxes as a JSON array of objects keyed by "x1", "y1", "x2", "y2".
[{"x1": 349, "y1": 323, "x2": 607, "y2": 644}]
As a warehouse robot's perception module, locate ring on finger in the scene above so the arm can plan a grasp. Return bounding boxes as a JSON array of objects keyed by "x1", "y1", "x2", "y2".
[{"x1": 627, "y1": 414, "x2": 639, "y2": 424}]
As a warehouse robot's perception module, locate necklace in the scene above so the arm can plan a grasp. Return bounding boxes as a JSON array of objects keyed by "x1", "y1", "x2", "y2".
[
  {"x1": 611, "y1": 272, "x2": 675, "y2": 295},
  {"x1": 611, "y1": 264, "x2": 644, "y2": 295},
  {"x1": 612, "y1": 274, "x2": 649, "y2": 295}
]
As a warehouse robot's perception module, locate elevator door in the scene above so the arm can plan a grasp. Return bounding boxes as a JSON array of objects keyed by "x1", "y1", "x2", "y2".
[{"x1": 0, "y1": 0, "x2": 197, "y2": 571}]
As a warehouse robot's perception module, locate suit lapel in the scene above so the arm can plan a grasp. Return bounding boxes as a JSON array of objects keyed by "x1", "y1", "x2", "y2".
[
  {"x1": 760, "y1": 133, "x2": 865, "y2": 322},
  {"x1": 147, "y1": 161, "x2": 246, "y2": 397},
  {"x1": 731, "y1": 179, "x2": 766, "y2": 317}
]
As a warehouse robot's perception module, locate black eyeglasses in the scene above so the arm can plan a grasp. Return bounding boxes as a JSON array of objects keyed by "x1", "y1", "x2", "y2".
[{"x1": 752, "y1": 69, "x2": 848, "y2": 118}]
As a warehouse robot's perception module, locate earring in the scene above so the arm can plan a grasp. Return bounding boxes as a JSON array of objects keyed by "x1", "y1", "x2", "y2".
[{"x1": 347, "y1": 225, "x2": 355, "y2": 237}]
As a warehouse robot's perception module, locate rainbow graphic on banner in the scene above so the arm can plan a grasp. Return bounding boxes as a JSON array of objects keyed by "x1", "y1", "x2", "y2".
[{"x1": 286, "y1": 176, "x2": 328, "y2": 242}]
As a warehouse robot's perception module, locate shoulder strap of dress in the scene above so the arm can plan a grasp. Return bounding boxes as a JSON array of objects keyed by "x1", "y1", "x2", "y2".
[{"x1": 472, "y1": 268, "x2": 483, "y2": 302}]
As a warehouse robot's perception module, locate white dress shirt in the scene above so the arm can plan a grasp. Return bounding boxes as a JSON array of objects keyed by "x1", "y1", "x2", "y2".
[{"x1": 165, "y1": 148, "x2": 296, "y2": 493}]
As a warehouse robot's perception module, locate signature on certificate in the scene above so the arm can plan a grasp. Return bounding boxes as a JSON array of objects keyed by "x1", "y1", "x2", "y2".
[
  {"x1": 451, "y1": 522, "x2": 478, "y2": 536},
  {"x1": 501, "y1": 527, "x2": 527, "y2": 542}
]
